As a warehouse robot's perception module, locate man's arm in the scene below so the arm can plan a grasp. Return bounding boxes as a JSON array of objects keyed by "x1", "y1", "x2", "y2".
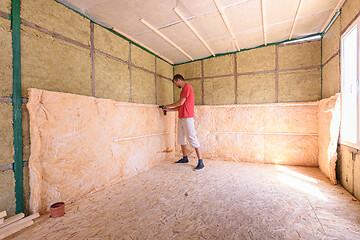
[{"x1": 165, "y1": 97, "x2": 186, "y2": 110}]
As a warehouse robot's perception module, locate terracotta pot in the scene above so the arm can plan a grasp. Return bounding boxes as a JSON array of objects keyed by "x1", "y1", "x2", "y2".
[{"x1": 50, "y1": 202, "x2": 65, "y2": 218}]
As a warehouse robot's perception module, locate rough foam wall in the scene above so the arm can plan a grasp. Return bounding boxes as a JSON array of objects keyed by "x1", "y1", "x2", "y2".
[
  {"x1": 21, "y1": 0, "x2": 90, "y2": 45},
  {"x1": 174, "y1": 61, "x2": 201, "y2": 79},
  {"x1": 0, "y1": 17, "x2": 12, "y2": 97},
  {"x1": 204, "y1": 76, "x2": 235, "y2": 105},
  {"x1": 0, "y1": 0, "x2": 10, "y2": 13},
  {"x1": 27, "y1": 89, "x2": 175, "y2": 214},
  {"x1": 157, "y1": 77, "x2": 173, "y2": 105},
  {"x1": 237, "y1": 46, "x2": 276, "y2": 73},
  {"x1": 132, "y1": 45, "x2": 155, "y2": 72},
  {"x1": 156, "y1": 58, "x2": 173, "y2": 105},
  {"x1": 278, "y1": 41, "x2": 321, "y2": 69},
  {"x1": 203, "y1": 54, "x2": 234, "y2": 77},
  {"x1": 237, "y1": 73, "x2": 276, "y2": 104},
  {"x1": 94, "y1": 24, "x2": 129, "y2": 61},
  {"x1": 278, "y1": 69, "x2": 321, "y2": 102},
  {"x1": 337, "y1": 148, "x2": 354, "y2": 193},
  {"x1": 323, "y1": 57, "x2": 340, "y2": 99},
  {"x1": 174, "y1": 61, "x2": 202, "y2": 104},
  {"x1": 278, "y1": 41, "x2": 321, "y2": 102},
  {"x1": 0, "y1": 171, "x2": 15, "y2": 216},
  {"x1": 341, "y1": 0, "x2": 360, "y2": 32},
  {"x1": 176, "y1": 102, "x2": 319, "y2": 167},
  {"x1": 322, "y1": 18, "x2": 340, "y2": 99},
  {"x1": 0, "y1": 103, "x2": 13, "y2": 166},
  {"x1": 21, "y1": 26, "x2": 92, "y2": 98},
  {"x1": 157, "y1": 58, "x2": 173, "y2": 79},
  {"x1": 131, "y1": 67, "x2": 156, "y2": 104},
  {"x1": 318, "y1": 94, "x2": 341, "y2": 184},
  {"x1": 94, "y1": 53, "x2": 130, "y2": 102}
]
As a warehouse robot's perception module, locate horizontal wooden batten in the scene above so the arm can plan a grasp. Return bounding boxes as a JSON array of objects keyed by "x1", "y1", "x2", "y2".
[
  {"x1": 0, "y1": 10, "x2": 9, "y2": 20},
  {"x1": 22, "y1": 20, "x2": 90, "y2": 50},
  {"x1": 323, "y1": 51, "x2": 339, "y2": 67}
]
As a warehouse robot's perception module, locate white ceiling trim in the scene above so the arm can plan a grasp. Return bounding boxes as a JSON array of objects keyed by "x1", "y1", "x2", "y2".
[
  {"x1": 113, "y1": 27, "x2": 174, "y2": 64},
  {"x1": 173, "y1": 7, "x2": 215, "y2": 56},
  {"x1": 139, "y1": 18, "x2": 194, "y2": 61},
  {"x1": 213, "y1": 0, "x2": 241, "y2": 51},
  {"x1": 320, "y1": 0, "x2": 346, "y2": 33},
  {"x1": 289, "y1": 0, "x2": 303, "y2": 40}
]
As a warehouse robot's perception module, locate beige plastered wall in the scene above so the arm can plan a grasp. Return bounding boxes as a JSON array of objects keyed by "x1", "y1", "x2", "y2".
[
  {"x1": 174, "y1": 41, "x2": 321, "y2": 105},
  {"x1": 323, "y1": 0, "x2": 360, "y2": 200},
  {"x1": 0, "y1": 0, "x2": 173, "y2": 217}
]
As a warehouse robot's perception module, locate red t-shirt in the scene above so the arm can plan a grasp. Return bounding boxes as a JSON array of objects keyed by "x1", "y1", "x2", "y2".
[{"x1": 178, "y1": 83, "x2": 194, "y2": 118}]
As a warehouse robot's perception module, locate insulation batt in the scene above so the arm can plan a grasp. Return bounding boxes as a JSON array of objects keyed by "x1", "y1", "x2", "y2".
[
  {"x1": 27, "y1": 89, "x2": 175, "y2": 214},
  {"x1": 176, "y1": 102, "x2": 320, "y2": 167},
  {"x1": 318, "y1": 93, "x2": 341, "y2": 184}
]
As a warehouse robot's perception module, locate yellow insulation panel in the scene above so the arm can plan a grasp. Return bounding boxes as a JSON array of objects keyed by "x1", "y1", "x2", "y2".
[
  {"x1": 237, "y1": 46, "x2": 276, "y2": 73},
  {"x1": 355, "y1": 154, "x2": 360, "y2": 200},
  {"x1": 338, "y1": 148, "x2": 354, "y2": 193},
  {"x1": 191, "y1": 80, "x2": 203, "y2": 106},
  {"x1": 132, "y1": 68, "x2": 156, "y2": 104},
  {"x1": 131, "y1": 45, "x2": 155, "y2": 72},
  {"x1": 173, "y1": 81, "x2": 202, "y2": 105},
  {"x1": 95, "y1": 53, "x2": 130, "y2": 102},
  {"x1": 0, "y1": 103, "x2": 13, "y2": 165},
  {"x1": 204, "y1": 54, "x2": 234, "y2": 77},
  {"x1": 237, "y1": 73, "x2": 276, "y2": 104},
  {"x1": 341, "y1": 0, "x2": 360, "y2": 32},
  {"x1": 21, "y1": 26, "x2": 92, "y2": 98},
  {"x1": 157, "y1": 58, "x2": 173, "y2": 79},
  {"x1": 21, "y1": 0, "x2": 90, "y2": 45},
  {"x1": 204, "y1": 76, "x2": 235, "y2": 105},
  {"x1": 278, "y1": 41, "x2": 321, "y2": 69},
  {"x1": 322, "y1": 17, "x2": 340, "y2": 64},
  {"x1": 0, "y1": 171, "x2": 15, "y2": 217},
  {"x1": 322, "y1": 56, "x2": 340, "y2": 99},
  {"x1": 174, "y1": 61, "x2": 201, "y2": 79},
  {"x1": 94, "y1": 24, "x2": 129, "y2": 62},
  {"x1": 0, "y1": 0, "x2": 10, "y2": 13},
  {"x1": 174, "y1": 83, "x2": 181, "y2": 102},
  {"x1": 278, "y1": 69, "x2": 321, "y2": 102},
  {"x1": 157, "y1": 77, "x2": 173, "y2": 105},
  {"x1": 0, "y1": 17, "x2": 12, "y2": 97}
]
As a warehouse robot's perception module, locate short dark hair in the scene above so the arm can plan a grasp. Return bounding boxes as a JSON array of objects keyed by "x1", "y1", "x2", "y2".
[{"x1": 173, "y1": 74, "x2": 184, "y2": 82}]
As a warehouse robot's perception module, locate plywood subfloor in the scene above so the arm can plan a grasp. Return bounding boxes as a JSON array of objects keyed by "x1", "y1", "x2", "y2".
[{"x1": 9, "y1": 160, "x2": 360, "y2": 239}]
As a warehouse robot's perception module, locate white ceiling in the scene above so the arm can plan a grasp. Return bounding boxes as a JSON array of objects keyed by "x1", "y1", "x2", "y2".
[{"x1": 58, "y1": 0, "x2": 341, "y2": 64}]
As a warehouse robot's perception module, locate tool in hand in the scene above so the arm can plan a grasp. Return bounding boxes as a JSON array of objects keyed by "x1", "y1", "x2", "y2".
[{"x1": 159, "y1": 105, "x2": 167, "y2": 115}]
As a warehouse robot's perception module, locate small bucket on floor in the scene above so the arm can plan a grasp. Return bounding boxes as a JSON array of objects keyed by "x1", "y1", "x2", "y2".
[{"x1": 50, "y1": 202, "x2": 65, "y2": 218}]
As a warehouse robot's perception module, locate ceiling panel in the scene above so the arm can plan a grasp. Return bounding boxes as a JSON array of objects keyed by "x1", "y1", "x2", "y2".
[
  {"x1": 292, "y1": 10, "x2": 333, "y2": 39},
  {"x1": 235, "y1": 27, "x2": 264, "y2": 49},
  {"x1": 59, "y1": 0, "x2": 340, "y2": 64},
  {"x1": 225, "y1": 0, "x2": 262, "y2": 33}
]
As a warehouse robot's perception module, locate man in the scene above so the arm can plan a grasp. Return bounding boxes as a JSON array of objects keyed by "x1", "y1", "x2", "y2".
[{"x1": 165, "y1": 74, "x2": 204, "y2": 171}]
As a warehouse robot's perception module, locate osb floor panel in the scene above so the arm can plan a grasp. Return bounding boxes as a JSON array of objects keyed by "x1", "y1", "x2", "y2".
[{"x1": 9, "y1": 160, "x2": 360, "y2": 240}]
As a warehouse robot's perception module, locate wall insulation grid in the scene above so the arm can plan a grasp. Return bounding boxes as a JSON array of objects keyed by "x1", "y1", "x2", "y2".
[
  {"x1": 0, "y1": 0, "x2": 174, "y2": 217},
  {"x1": 0, "y1": 0, "x2": 359, "y2": 217}
]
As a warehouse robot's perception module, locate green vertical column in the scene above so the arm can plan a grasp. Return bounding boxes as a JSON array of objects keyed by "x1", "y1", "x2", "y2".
[{"x1": 11, "y1": 0, "x2": 24, "y2": 214}]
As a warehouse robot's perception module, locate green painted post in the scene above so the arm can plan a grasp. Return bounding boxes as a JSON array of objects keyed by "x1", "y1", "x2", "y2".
[{"x1": 11, "y1": 0, "x2": 24, "y2": 214}]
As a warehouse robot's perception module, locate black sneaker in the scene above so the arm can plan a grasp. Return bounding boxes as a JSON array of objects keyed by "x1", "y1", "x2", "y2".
[
  {"x1": 175, "y1": 157, "x2": 189, "y2": 164},
  {"x1": 194, "y1": 159, "x2": 204, "y2": 171}
]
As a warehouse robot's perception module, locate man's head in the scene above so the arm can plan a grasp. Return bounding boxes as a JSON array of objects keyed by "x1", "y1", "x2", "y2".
[{"x1": 172, "y1": 74, "x2": 185, "y2": 88}]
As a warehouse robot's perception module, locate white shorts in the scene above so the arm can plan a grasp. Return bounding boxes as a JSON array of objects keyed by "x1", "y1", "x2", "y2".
[{"x1": 177, "y1": 118, "x2": 200, "y2": 148}]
